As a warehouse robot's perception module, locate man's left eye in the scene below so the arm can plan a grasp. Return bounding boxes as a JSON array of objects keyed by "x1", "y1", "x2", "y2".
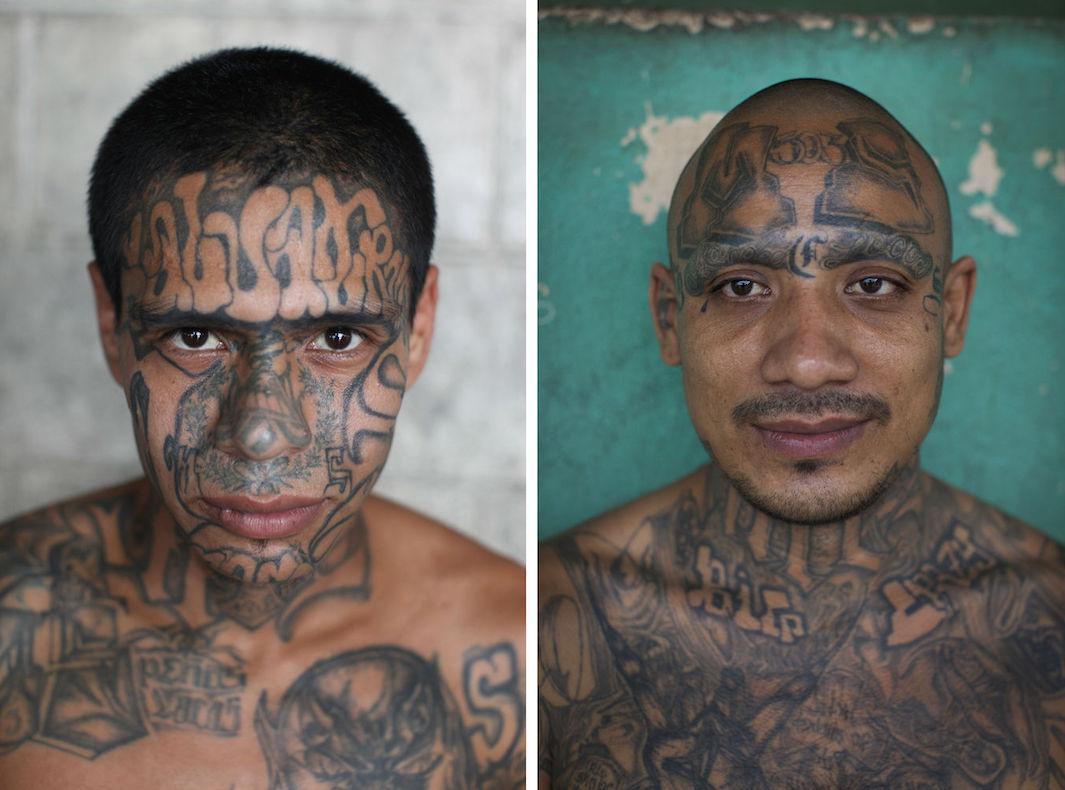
[
  {"x1": 311, "y1": 327, "x2": 363, "y2": 352},
  {"x1": 846, "y1": 276, "x2": 900, "y2": 296}
]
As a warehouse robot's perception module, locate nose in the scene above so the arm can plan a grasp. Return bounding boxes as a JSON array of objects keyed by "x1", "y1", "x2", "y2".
[
  {"x1": 759, "y1": 286, "x2": 859, "y2": 390},
  {"x1": 215, "y1": 349, "x2": 312, "y2": 461}
]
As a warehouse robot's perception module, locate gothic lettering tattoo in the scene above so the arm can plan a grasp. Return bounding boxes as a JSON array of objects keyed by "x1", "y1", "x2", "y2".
[
  {"x1": 674, "y1": 118, "x2": 942, "y2": 316},
  {"x1": 0, "y1": 503, "x2": 523, "y2": 785},
  {"x1": 540, "y1": 467, "x2": 1065, "y2": 787}
]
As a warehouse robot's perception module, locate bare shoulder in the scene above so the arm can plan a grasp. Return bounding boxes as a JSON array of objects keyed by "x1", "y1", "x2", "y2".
[
  {"x1": 365, "y1": 494, "x2": 524, "y2": 640},
  {"x1": 0, "y1": 480, "x2": 145, "y2": 578},
  {"x1": 925, "y1": 473, "x2": 1065, "y2": 581},
  {"x1": 542, "y1": 470, "x2": 702, "y2": 570}
]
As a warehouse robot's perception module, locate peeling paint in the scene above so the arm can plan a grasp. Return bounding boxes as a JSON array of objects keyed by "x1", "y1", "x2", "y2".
[
  {"x1": 540, "y1": 8, "x2": 975, "y2": 42},
  {"x1": 1053, "y1": 152, "x2": 1065, "y2": 186},
  {"x1": 1036, "y1": 149, "x2": 1065, "y2": 186},
  {"x1": 943, "y1": 359, "x2": 953, "y2": 376},
  {"x1": 623, "y1": 106, "x2": 724, "y2": 225},
  {"x1": 980, "y1": 121, "x2": 993, "y2": 135},
  {"x1": 537, "y1": 7, "x2": 780, "y2": 34},
  {"x1": 969, "y1": 201, "x2": 1019, "y2": 237},
  {"x1": 797, "y1": 14, "x2": 834, "y2": 31},
  {"x1": 907, "y1": 17, "x2": 935, "y2": 34},
  {"x1": 961, "y1": 140, "x2": 1004, "y2": 197}
]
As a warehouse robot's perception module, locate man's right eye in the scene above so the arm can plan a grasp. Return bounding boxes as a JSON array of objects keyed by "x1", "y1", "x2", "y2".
[
  {"x1": 713, "y1": 278, "x2": 770, "y2": 299},
  {"x1": 168, "y1": 328, "x2": 223, "y2": 351}
]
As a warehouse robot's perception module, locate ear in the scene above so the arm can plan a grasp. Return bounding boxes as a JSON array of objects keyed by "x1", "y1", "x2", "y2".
[
  {"x1": 405, "y1": 264, "x2": 439, "y2": 388},
  {"x1": 88, "y1": 262, "x2": 124, "y2": 385},
  {"x1": 941, "y1": 256, "x2": 976, "y2": 358},
  {"x1": 649, "y1": 263, "x2": 681, "y2": 366}
]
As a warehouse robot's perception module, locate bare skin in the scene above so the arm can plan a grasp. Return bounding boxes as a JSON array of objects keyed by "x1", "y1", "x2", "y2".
[
  {"x1": 539, "y1": 79, "x2": 1064, "y2": 788},
  {"x1": 0, "y1": 167, "x2": 524, "y2": 788},
  {"x1": 539, "y1": 465, "x2": 1064, "y2": 788}
]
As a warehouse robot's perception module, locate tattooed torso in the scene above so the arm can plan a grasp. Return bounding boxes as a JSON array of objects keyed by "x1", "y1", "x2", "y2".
[
  {"x1": 0, "y1": 482, "x2": 525, "y2": 789},
  {"x1": 539, "y1": 465, "x2": 1065, "y2": 789}
]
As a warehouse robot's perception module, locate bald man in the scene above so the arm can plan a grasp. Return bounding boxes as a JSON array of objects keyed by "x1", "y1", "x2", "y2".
[{"x1": 538, "y1": 79, "x2": 1065, "y2": 788}]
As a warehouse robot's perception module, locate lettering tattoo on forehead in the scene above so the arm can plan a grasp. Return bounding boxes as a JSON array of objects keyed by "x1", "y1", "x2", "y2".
[
  {"x1": 120, "y1": 168, "x2": 410, "y2": 323},
  {"x1": 674, "y1": 117, "x2": 943, "y2": 313}
]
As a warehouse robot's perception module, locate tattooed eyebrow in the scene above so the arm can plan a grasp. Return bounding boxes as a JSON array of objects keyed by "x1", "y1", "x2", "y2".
[
  {"x1": 816, "y1": 228, "x2": 935, "y2": 280},
  {"x1": 130, "y1": 304, "x2": 404, "y2": 331},
  {"x1": 683, "y1": 228, "x2": 935, "y2": 296}
]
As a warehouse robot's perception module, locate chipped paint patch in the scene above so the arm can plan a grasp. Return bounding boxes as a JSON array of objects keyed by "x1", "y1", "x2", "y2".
[
  {"x1": 623, "y1": 106, "x2": 724, "y2": 225},
  {"x1": 907, "y1": 17, "x2": 935, "y2": 34},
  {"x1": 1034, "y1": 149, "x2": 1065, "y2": 186},
  {"x1": 980, "y1": 122, "x2": 993, "y2": 135},
  {"x1": 537, "y1": 7, "x2": 776, "y2": 34},
  {"x1": 969, "y1": 201, "x2": 1019, "y2": 237},
  {"x1": 797, "y1": 14, "x2": 833, "y2": 31},
  {"x1": 960, "y1": 140, "x2": 1003, "y2": 197},
  {"x1": 943, "y1": 359, "x2": 953, "y2": 376},
  {"x1": 540, "y1": 8, "x2": 972, "y2": 41},
  {"x1": 1053, "y1": 152, "x2": 1065, "y2": 186}
]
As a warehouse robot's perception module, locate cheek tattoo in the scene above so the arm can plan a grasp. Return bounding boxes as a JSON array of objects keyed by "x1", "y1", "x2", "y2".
[{"x1": 118, "y1": 170, "x2": 411, "y2": 627}]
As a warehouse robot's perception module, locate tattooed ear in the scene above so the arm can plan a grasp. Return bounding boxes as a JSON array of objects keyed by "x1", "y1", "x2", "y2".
[
  {"x1": 649, "y1": 263, "x2": 681, "y2": 366},
  {"x1": 88, "y1": 261, "x2": 123, "y2": 384}
]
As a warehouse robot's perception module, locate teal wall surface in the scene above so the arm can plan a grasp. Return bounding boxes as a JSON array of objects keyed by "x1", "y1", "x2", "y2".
[{"x1": 538, "y1": 13, "x2": 1065, "y2": 540}]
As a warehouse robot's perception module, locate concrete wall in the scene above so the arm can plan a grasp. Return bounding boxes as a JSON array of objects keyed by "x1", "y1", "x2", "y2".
[
  {"x1": 538, "y1": 11, "x2": 1065, "y2": 540},
  {"x1": 0, "y1": 0, "x2": 525, "y2": 562}
]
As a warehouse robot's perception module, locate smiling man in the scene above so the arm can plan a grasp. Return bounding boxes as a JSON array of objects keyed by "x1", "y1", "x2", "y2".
[
  {"x1": 539, "y1": 79, "x2": 1064, "y2": 788},
  {"x1": 0, "y1": 48, "x2": 523, "y2": 788}
]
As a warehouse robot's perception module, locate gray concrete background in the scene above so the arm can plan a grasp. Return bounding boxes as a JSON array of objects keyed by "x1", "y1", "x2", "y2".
[{"x1": 0, "y1": 0, "x2": 525, "y2": 562}]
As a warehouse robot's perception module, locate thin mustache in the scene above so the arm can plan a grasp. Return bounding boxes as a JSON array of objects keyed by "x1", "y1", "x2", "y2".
[{"x1": 732, "y1": 390, "x2": 892, "y2": 425}]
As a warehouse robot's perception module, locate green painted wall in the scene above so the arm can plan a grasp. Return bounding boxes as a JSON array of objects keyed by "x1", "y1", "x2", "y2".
[{"x1": 538, "y1": 13, "x2": 1065, "y2": 540}]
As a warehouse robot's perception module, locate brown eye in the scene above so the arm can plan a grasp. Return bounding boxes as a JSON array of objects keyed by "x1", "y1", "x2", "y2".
[
  {"x1": 845, "y1": 276, "x2": 901, "y2": 297},
  {"x1": 171, "y1": 328, "x2": 219, "y2": 350},
  {"x1": 714, "y1": 278, "x2": 768, "y2": 299},
  {"x1": 312, "y1": 327, "x2": 362, "y2": 352}
]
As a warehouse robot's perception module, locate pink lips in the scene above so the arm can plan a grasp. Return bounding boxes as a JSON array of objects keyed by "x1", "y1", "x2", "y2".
[
  {"x1": 201, "y1": 495, "x2": 324, "y2": 540},
  {"x1": 754, "y1": 417, "x2": 870, "y2": 459}
]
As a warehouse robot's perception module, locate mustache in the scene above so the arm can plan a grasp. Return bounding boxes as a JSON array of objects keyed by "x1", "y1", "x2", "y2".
[{"x1": 732, "y1": 389, "x2": 892, "y2": 425}]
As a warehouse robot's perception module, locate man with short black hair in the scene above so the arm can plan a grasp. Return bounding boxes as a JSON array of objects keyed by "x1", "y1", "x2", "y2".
[
  {"x1": 0, "y1": 48, "x2": 523, "y2": 788},
  {"x1": 539, "y1": 79, "x2": 1064, "y2": 788}
]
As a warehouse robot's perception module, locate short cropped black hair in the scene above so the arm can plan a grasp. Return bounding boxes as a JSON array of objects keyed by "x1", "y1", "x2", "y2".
[{"x1": 89, "y1": 47, "x2": 435, "y2": 319}]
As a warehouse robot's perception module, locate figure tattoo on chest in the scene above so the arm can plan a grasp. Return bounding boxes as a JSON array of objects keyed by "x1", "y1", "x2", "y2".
[{"x1": 540, "y1": 468, "x2": 1065, "y2": 787}]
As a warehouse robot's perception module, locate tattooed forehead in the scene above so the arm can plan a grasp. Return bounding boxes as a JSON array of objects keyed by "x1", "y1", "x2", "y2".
[
  {"x1": 673, "y1": 117, "x2": 940, "y2": 269},
  {"x1": 120, "y1": 167, "x2": 411, "y2": 323}
]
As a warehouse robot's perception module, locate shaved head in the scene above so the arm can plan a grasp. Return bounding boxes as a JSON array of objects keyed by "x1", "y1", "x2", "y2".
[
  {"x1": 667, "y1": 79, "x2": 951, "y2": 310},
  {"x1": 650, "y1": 78, "x2": 977, "y2": 525}
]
